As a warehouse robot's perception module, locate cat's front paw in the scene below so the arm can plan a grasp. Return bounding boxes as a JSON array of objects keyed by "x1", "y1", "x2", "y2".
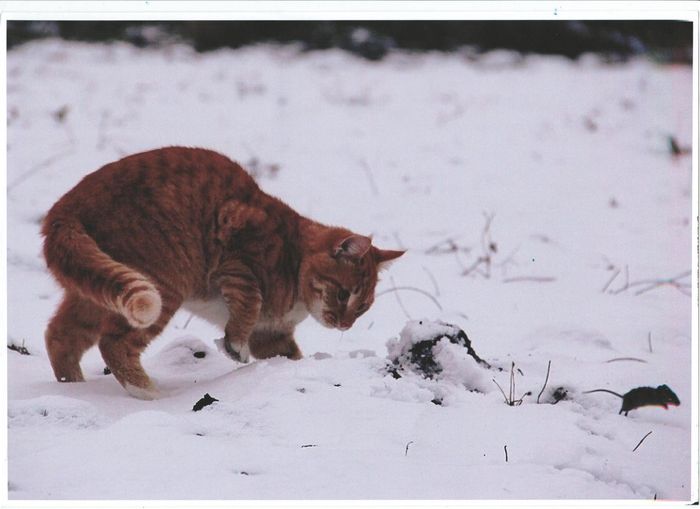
[
  {"x1": 124, "y1": 381, "x2": 162, "y2": 400},
  {"x1": 215, "y1": 337, "x2": 250, "y2": 363}
]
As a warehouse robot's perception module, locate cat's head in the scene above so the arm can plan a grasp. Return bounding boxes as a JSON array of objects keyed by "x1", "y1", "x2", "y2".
[{"x1": 299, "y1": 230, "x2": 404, "y2": 331}]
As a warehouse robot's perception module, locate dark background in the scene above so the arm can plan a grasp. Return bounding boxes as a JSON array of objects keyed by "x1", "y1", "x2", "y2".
[{"x1": 7, "y1": 20, "x2": 693, "y2": 63}]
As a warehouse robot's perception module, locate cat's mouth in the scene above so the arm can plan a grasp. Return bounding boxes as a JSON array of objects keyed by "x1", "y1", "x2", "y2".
[{"x1": 322, "y1": 311, "x2": 352, "y2": 331}]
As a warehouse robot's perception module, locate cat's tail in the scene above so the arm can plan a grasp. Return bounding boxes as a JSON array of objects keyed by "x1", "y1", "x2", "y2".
[{"x1": 41, "y1": 217, "x2": 162, "y2": 329}]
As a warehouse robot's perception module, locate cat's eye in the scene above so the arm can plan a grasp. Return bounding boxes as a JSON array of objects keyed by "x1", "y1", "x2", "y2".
[{"x1": 337, "y1": 288, "x2": 350, "y2": 302}]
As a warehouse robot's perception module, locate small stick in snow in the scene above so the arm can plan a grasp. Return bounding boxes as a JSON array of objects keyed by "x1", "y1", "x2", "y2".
[
  {"x1": 421, "y1": 265, "x2": 441, "y2": 297},
  {"x1": 392, "y1": 231, "x2": 406, "y2": 250},
  {"x1": 492, "y1": 378, "x2": 510, "y2": 405},
  {"x1": 494, "y1": 245, "x2": 521, "y2": 278},
  {"x1": 493, "y1": 364, "x2": 530, "y2": 406},
  {"x1": 611, "y1": 265, "x2": 630, "y2": 294},
  {"x1": 536, "y1": 360, "x2": 552, "y2": 404},
  {"x1": 648, "y1": 332, "x2": 653, "y2": 354},
  {"x1": 454, "y1": 311, "x2": 469, "y2": 322},
  {"x1": 605, "y1": 357, "x2": 648, "y2": 364},
  {"x1": 504, "y1": 445, "x2": 509, "y2": 463},
  {"x1": 453, "y1": 249, "x2": 468, "y2": 271},
  {"x1": 480, "y1": 212, "x2": 496, "y2": 257},
  {"x1": 375, "y1": 285, "x2": 443, "y2": 312},
  {"x1": 359, "y1": 158, "x2": 380, "y2": 196},
  {"x1": 405, "y1": 441, "x2": 414, "y2": 457},
  {"x1": 461, "y1": 255, "x2": 490, "y2": 278},
  {"x1": 8, "y1": 148, "x2": 74, "y2": 192},
  {"x1": 461, "y1": 212, "x2": 498, "y2": 279},
  {"x1": 502, "y1": 276, "x2": 557, "y2": 283},
  {"x1": 611, "y1": 269, "x2": 690, "y2": 297},
  {"x1": 632, "y1": 431, "x2": 653, "y2": 452},
  {"x1": 601, "y1": 267, "x2": 621, "y2": 293},
  {"x1": 7, "y1": 341, "x2": 30, "y2": 356},
  {"x1": 389, "y1": 276, "x2": 412, "y2": 319},
  {"x1": 509, "y1": 363, "x2": 515, "y2": 403},
  {"x1": 177, "y1": 312, "x2": 194, "y2": 330},
  {"x1": 425, "y1": 237, "x2": 458, "y2": 255},
  {"x1": 633, "y1": 275, "x2": 691, "y2": 296}
]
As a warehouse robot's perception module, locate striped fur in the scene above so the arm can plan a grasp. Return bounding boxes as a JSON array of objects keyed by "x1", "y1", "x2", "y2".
[
  {"x1": 42, "y1": 219, "x2": 162, "y2": 329},
  {"x1": 40, "y1": 147, "x2": 404, "y2": 398}
]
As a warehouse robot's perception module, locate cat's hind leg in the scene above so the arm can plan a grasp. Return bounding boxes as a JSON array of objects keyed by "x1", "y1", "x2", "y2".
[
  {"x1": 45, "y1": 292, "x2": 106, "y2": 383},
  {"x1": 98, "y1": 289, "x2": 182, "y2": 399}
]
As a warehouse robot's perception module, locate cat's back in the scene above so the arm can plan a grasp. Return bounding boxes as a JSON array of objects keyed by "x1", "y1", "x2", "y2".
[
  {"x1": 43, "y1": 147, "x2": 263, "y2": 296},
  {"x1": 50, "y1": 147, "x2": 258, "y2": 219}
]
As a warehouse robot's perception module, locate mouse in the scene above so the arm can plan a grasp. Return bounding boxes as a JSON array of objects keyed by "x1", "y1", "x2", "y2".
[{"x1": 583, "y1": 384, "x2": 680, "y2": 416}]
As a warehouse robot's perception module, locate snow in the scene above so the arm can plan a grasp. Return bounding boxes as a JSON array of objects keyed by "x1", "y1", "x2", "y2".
[{"x1": 5, "y1": 39, "x2": 695, "y2": 501}]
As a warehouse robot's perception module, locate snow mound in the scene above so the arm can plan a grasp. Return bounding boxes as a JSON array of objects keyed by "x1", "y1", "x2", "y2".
[
  {"x1": 151, "y1": 336, "x2": 213, "y2": 367},
  {"x1": 8, "y1": 395, "x2": 105, "y2": 430},
  {"x1": 385, "y1": 319, "x2": 492, "y2": 394}
]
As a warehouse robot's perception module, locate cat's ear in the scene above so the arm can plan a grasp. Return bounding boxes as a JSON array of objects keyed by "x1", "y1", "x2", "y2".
[
  {"x1": 332, "y1": 234, "x2": 372, "y2": 261},
  {"x1": 374, "y1": 247, "x2": 406, "y2": 271}
]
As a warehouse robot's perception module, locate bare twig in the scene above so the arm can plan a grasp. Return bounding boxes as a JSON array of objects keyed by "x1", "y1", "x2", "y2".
[
  {"x1": 459, "y1": 212, "x2": 498, "y2": 278},
  {"x1": 426, "y1": 237, "x2": 461, "y2": 255},
  {"x1": 421, "y1": 265, "x2": 440, "y2": 297},
  {"x1": 495, "y1": 245, "x2": 521, "y2": 277},
  {"x1": 647, "y1": 332, "x2": 653, "y2": 354},
  {"x1": 462, "y1": 256, "x2": 487, "y2": 277},
  {"x1": 389, "y1": 276, "x2": 411, "y2": 320},
  {"x1": 492, "y1": 378, "x2": 510, "y2": 405},
  {"x1": 176, "y1": 313, "x2": 195, "y2": 330},
  {"x1": 480, "y1": 212, "x2": 496, "y2": 256},
  {"x1": 611, "y1": 265, "x2": 630, "y2": 294},
  {"x1": 453, "y1": 311, "x2": 469, "y2": 322},
  {"x1": 480, "y1": 212, "x2": 496, "y2": 277},
  {"x1": 504, "y1": 445, "x2": 508, "y2": 462},
  {"x1": 461, "y1": 255, "x2": 490, "y2": 277},
  {"x1": 453, "y1": 249, "x2": 468, "y2": 271},
  {"x1": 601, "y1": 268, "x2": 621, "y2": 293},
  {"x1": 633, "y1": 274, "x2": 691, "y2": 296},
  {"x1": 359, "y1": 158, "x2": 379, "y2": 196},
  {"x1": 7, "y1": 341, "x2": 30, "y2": 356},
  {"x1": 611, "y1": 269, "x2": 690, "y2": 297},
  {"x1": 632, "y1": 431, "x2": 653, "y2": 452},
  {"x1": 392, "y1": 231, "x2": 406, "y2": 250},
  {"x1": 627, "y1": 270, "x2": 692, "y2": 287},
  {"x1": 8, "y1": 148, "x2": 74, "y2": 192},
  {"x1": 405, "y1": 441, "x2": 414, "y2": 457},
  {"x1": 537, "y1": 360, "x2": 552, "y2": 404},
  {"x1": 605, "y1": 357, "x2": 648, "y2": 364},
  {"x1": 509, "y1": 362, "x2": 515, "y2": 403},
  {"x1": 503, "y1": 276, "x2": 557, "y2": 283},
  {"x1": 375, "y1": 285, "x2": 443, "y2": 312},
  {"x1": 494, "y1": 362, "x2": 530, "y2": 406}
]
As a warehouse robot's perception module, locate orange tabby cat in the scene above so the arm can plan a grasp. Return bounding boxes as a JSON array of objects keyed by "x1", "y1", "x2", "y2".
[{"x1": 42, "y1": 147, "x2": 404, "y2": 399}]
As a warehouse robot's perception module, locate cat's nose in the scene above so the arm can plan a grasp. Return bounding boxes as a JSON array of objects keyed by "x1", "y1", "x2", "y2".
[{"x1": 338, "y1": 320, "x2": 353, "y2": 330}]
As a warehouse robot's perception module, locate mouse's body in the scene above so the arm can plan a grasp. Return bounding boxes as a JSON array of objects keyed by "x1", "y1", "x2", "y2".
[{"x1": 583, "y1": 384, "x2": 680, "y2": 416}]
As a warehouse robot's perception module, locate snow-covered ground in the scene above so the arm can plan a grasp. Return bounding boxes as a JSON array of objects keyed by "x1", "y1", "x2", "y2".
[{"x1": 5, "y1": 40, "x2": 695, "y2": 501}]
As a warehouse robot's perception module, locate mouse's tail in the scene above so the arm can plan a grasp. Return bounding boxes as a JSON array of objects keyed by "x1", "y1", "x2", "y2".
[{"x1": 583, "y1": 389, "x2": 624, "y2": 398}]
